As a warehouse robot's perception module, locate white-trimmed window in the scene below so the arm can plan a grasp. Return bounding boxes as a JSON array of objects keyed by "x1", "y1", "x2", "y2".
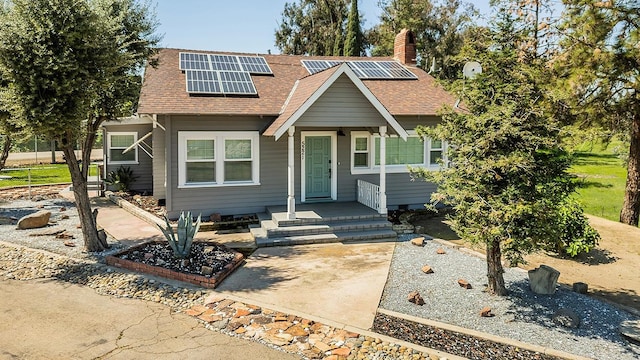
[
  {"x1": 350, "y1": 131, "x2": 446, "y2": 174},
  {"x1": 178, "y1": 131, "x2": 259, "y2": 187},
  {"x1": 107, "y1": 132, "x2": 138, "y2": 164}
]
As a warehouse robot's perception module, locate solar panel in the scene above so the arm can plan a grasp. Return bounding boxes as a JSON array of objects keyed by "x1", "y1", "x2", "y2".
[
  {"x1": 349, "y1": 61, "x2": 389, "y2": 79},
  {"x1": 210, "y1": 54, "x2": 242, "y2": 71},
  {"x1": 301, "y1": 60, "x2": 330, "y2": 74},
  {"x1": 185, "y1": 70, "x2": 221, "y2": 94},
  {"x1": 377, "y1": 61, "x2": 418, "y2": 79},
  {"x1": 300, "y1": 59, "x2": 417, "y2": 80},
  {"x1": 238, "y1": 56, "x2": 272, "y2": 74},
  {"x1": 180, "y1": 52, "x2": 211, "y2": 70},
  {"x1": 219, "y1": 71, "x2": 257, "y2": 95}
]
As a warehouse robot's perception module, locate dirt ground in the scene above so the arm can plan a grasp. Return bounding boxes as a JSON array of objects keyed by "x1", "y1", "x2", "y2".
[{"x1": 411, "y1": 213, "x2": 640, "y2": 314}]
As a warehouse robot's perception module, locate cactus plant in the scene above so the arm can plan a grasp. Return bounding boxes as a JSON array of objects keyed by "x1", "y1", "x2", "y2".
[{"x1": 157, "y1": 211, "x2": 201, "y2": 259}]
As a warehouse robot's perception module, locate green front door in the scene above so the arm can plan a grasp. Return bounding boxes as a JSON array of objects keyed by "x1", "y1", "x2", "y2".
[{"x1": 305, "y1": 136, "x2": 331, "y2": 199}]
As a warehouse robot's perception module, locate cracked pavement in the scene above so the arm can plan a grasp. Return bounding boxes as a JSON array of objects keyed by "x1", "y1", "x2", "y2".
[{"x1": 0, "y1": 278, "x2": 300, "y2": 359}]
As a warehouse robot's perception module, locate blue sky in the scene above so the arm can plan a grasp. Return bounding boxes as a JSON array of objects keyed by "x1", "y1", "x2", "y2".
[{"x1": 155, "y1": 0, "x2": 492, "y2": 53}]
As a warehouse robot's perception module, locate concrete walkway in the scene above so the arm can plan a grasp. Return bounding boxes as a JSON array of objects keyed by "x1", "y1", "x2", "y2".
[
  {"x1": 92, "y1": 195, "x2": 396, "y2": 332},
  {"x1": 0, "y1": 278, "x2": 298, "y2": 360},
  {"x1": 215, "y1": 241, "x2": 396, "y2": 330}
]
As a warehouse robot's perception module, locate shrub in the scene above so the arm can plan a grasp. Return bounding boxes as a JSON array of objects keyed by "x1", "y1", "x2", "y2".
[
  {"x1": 157, "y1": 211, "x2": 201, "y2": 259},
  {"x1": 546, "y1": 199, "x2": 600, "y2": 257},
  {"x1": 104, "y1": 166, "x2": 138, "y2": 192}
]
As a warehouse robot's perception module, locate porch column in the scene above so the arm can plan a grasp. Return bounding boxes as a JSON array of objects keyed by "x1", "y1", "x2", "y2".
[
  {"x1": 379, "y1": 126, "x2": 387, "y2": 214},
  {"x1": 287, "y1": 126, "x2": 296, "y2": 220}
]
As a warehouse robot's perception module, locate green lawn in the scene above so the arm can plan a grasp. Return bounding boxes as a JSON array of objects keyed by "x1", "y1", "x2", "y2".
[
  {"x1": 570, "y1": 142, "x2": 627, "y2": 221},
  {"x1": 0, "y1": 164, "x2": 72, "y2": 188}
]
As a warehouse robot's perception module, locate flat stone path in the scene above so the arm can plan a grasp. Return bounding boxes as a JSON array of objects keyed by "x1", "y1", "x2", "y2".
[{"x1": 0, "y1": 278, "x2": 299, "y2": 360}]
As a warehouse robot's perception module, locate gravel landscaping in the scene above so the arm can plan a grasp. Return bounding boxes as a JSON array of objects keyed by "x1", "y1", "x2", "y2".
[
  {"x1": 378, "y1": 237, "x2": 640, "y2": 360},
  {"x1": 2, "y1": 191, "x2": 640, "y2": 359}
]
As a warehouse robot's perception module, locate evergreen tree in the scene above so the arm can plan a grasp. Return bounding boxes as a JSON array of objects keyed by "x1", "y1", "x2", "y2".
[
  {"x1": 413, "y1": 11, "x2": 595, "y2": 295},
  {"x1": 551, "y1": 0, "x2": 640, "y2": 225},
  {"x1": 343, "y1": 0, "x2": 362, "y2": 56},
  {"x1": 275, "y1": 0, "x2": 349, "y2": 56}
]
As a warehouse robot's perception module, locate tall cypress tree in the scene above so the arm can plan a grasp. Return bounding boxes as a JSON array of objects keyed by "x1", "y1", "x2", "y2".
[{"x1": 343, "y1": 0, "x2": 362, "y2": 56}]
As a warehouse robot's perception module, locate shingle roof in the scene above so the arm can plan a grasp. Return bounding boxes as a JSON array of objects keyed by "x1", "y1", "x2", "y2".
[{"x1": 137, "y1": 48, "x2": 458, "y2": 116}]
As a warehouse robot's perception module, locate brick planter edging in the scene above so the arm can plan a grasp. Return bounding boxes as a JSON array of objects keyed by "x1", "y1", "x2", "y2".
[{"x1": 106, "y1": 241, "x2": 244, "y2": 288}]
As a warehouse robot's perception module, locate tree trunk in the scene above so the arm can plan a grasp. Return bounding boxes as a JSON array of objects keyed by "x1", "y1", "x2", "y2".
[
  {"x1": 486, "y1": 239, "x2": 508, "y2": 296},
  {"x1": 620, "y1": 114, "x2": 640, "y2": 226},
  {"x1": 62, "y1": 145, "x2": 105, "y2": 252},
  {"x1": 0, "y1": 134, "x2": 10, "y2": 171}
]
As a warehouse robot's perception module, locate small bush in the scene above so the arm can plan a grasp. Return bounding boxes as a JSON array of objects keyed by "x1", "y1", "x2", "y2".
[
  {"x1": 546, "y1": 199, "x2": 600, "y2": 257},
  {"x1": 104, "y1": 166, "x2": 138, "y2": 192}
]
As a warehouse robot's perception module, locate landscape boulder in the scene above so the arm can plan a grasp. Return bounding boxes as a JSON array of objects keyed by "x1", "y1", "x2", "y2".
[
  {"x1": 619, "y1": 319, "x2": 640, "y2": 344},
  {"x1": 410, "y1": 237, "x2": 424, "y2": 246},
  {"x1": 572, "y1": 282, "x2": 588, "y2": 294},
  {"x1": 552, "y1": 308, "x2": 581, "y2": 328},
  {"x1": 17, "y1": 210, "x2": 51, "y2": 230},
  {"x1": 528, "y1": 264, "x2": 560, "y2": 295}
]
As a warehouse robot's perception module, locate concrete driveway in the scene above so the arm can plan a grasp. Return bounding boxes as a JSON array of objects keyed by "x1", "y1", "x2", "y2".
[
  {"x1": 0, "y1": 278, "x2": 299, "y2": 360},
  {"x1": 214, "y1": 241, "x2": 396, "y2": 330}
]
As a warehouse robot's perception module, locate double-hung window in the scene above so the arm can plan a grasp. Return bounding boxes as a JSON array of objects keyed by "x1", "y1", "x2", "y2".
[
  {"x1": 107, "y1": 132, "x2": 138, "y2": 164},
  {"x1": 178, "y1": 131, "x2": 259, "y2": 187},
  {"x1": 350, "y1": 131, "x2": 446, "y2": 174}
]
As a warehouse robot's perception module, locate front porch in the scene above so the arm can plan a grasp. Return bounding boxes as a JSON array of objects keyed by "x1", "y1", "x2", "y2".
[{"x1": 250, "y1": 202, "x2": 397, "y2": 247}]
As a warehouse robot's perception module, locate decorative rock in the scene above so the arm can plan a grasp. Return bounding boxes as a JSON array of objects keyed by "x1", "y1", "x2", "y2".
[
  {"x1": 285, "y1": 324, "x2": 307, "y2": 336},
  {"x1": 480, "y1": 306, "x2": 494, "y2": 317},
  {"x1": 457, "y1": 279, "x2": 472, "y2": 289},
  {"x1": 314, "y1": 341, "x2": 332, "y2": 352},
  {"x1": 144, "y1": 252, "x2": 154, "y2": 260},
  {"x1": 63, "y1": 241, "x2": 75, "y2": 247},
  {"x1": 528, "y1": 265, "x2": 560, "y2": 295},
  {"x1": 55, "y1": 231, "x2": 74, "y2": 239},
  {"x1": 155, "y1": 258, "x2": 166, "y2": 266},
  {"x1": 410, "y1": 237, "x2": 424, "y2": 246},
  {"x1": 201, "y1": 265, "x2": 214, "y2": 276},
  {"x1": 60, "y1": 214, "x2": 70, "y2": 220},
  {"x1": 17, "y1": 210, "x2": 51, "y2": 229},
  {"x1": 408, "y1": 291, "x2": 425, "y2": 306},
  {"x1": 59, "y1": 207, "x2": 66, "y2": 212},
  {"x1": 573, "y1": 282, "x2": 588, "y2": 294},
  {"x1": 332, "y1": 347, "x2": 351, "y2": 357},
  {"x1": 552, "y1": 308, "x2": 581, "y2": 328},
  {"x1": 436, "y1": 248, "x2": 446, "y2": 255},
  {"x1": 421, "y1": 265, "x2": 434, "y2": 274},
  {"x1": 619, "y1": 319, "x2": 640, "y2": 344}
]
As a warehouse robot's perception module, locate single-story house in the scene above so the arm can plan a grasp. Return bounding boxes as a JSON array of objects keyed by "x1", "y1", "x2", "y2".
[{"x1": 102, "y1": 30, "x2": 457, "y2": 245}]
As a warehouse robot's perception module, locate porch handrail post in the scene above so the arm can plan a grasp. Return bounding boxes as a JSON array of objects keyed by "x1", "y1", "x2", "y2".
[
  {"x1": 379, "y1": 126, "x2": 387, "y2": 214},
  {"x1": 287, "y1": 126, "x2": 296, "y2": 220}
]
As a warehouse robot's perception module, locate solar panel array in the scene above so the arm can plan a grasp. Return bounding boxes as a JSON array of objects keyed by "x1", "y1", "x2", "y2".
[
  {"x1": 179, "y1": 52, "x2": 272, "y2": 95},
  {"x1": 300, "y1": 60, "x2": 417, "y2": 80}
]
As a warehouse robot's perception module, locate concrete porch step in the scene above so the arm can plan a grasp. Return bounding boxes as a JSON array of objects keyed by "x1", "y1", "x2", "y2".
[
  {"x1": 270, "y1": 211, "x2": 387, "y2": 227},
  {"x1": 262, "y1": 219, "x2": 392, "y2": 237},
  {"x1": 254, "y1": 229, "x2": 397, "y2": 247}
]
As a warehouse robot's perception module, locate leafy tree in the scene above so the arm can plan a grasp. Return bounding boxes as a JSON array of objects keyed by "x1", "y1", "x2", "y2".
[
  {"x1": 550, "y1": 0, "x2": 640, "y2": 225},
  {"x1": 368, "y1": 0, "x2": 476, "y2": 79},
  {"x1": 275, "y1": 0, "x2": 349, "y2": 55},
  {"x1": 343, "y1": 0, "x2": 363, "y2": 56},
  {"x1": 413, "y1": 11, "x2": 588, "y2": 295},
  {"x1": 0, "y1": 0, "x2": 159, "y2": 251}
]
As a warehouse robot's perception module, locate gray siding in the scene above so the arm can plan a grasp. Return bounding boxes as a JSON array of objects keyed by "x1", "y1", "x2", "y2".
[
  {"x1": 162, "y1": 112, "x2": 442, "y2": 218},
  {"x1": 104, "y1": 124, "x2": 153, "y2": 192},
  {"x1": 296, "y1": 75, "x2": 386, "y2": 128},
  {"x1": 152, "y1": 116, "x2": 166, "y2": 200},
  {"x1": 166, "y1": 115, "x2": 286, "y2": 218}
]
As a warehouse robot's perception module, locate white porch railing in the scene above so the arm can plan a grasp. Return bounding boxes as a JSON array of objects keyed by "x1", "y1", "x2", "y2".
[{"x1": 357, "y1": 179, "x2": 380, "y2": 211}]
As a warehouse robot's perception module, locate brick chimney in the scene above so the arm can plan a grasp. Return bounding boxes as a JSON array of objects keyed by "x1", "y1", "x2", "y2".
[{"x1": 394, "y1": 29, "x2": 416, "y2": 66}]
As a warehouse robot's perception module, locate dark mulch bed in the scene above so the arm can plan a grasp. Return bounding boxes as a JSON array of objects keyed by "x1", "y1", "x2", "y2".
[
  {"x1": 117, "y1": 242, "x2": 239, "y2": 278},
  {"x1": 373, "y1": 313, "x2": 560, "y2": 360}
]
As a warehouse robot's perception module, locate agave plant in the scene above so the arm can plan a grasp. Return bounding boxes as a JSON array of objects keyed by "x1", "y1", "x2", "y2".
[{"x1": 157, "y1": 211, "x2": 201, "y2": 259}]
